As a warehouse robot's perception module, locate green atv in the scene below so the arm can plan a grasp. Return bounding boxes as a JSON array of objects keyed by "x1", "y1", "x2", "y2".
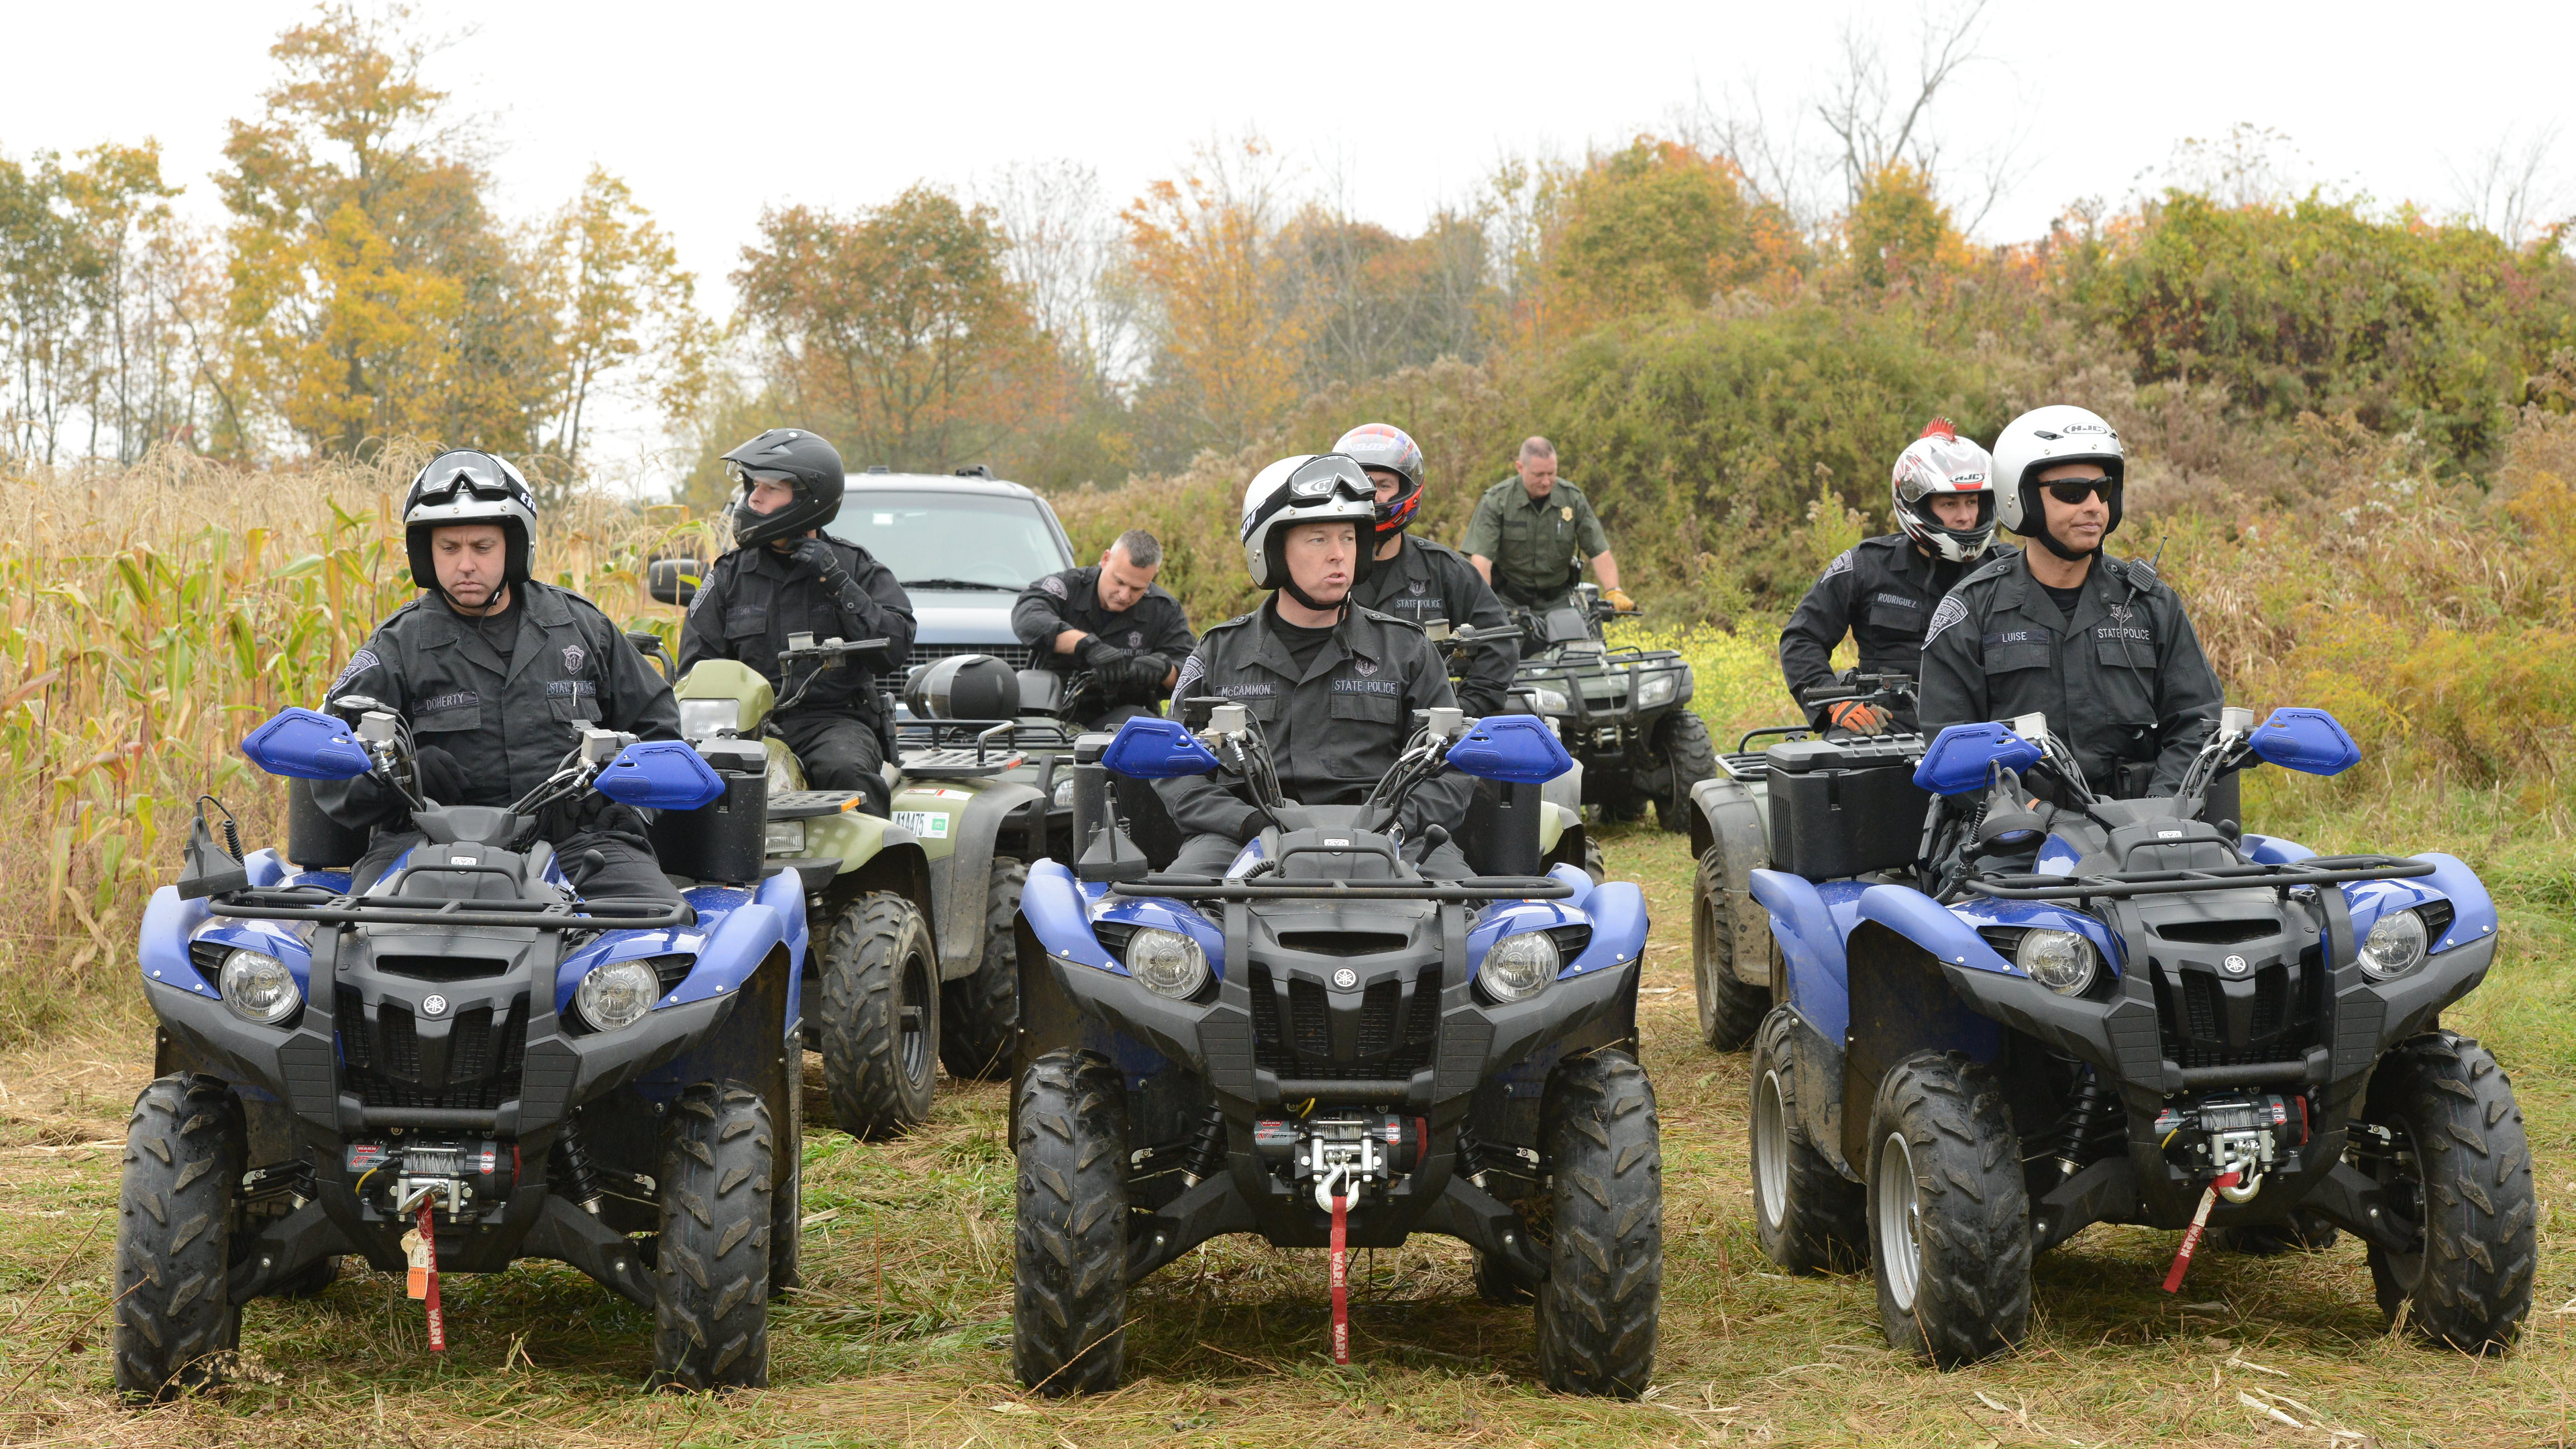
[
  {"x1": 1426, "y1": 618, "x2": 1606, "y2": 883},
  {"x1": 1504, "y1": 585, "x2": 1717, "y2": 835}
]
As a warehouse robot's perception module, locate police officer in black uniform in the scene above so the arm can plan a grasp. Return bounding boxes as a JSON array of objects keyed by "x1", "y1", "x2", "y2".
[
  {"x1": 1779, "y1": 419, "x2": 2013, "y2": 734},
  {"x1": 315, "y1": 451, "x2": 684, "y2": 902},
  {"x1": 678, "y1": 429, "x2": 916, "y2": 816},
  {"x1": 1159, "y1": 453, "x2": 1474, "y2": 878},
  {"x1": 1919, "y1": 405, "x2": 2225, "y2": 804},
  {"x1": 1334, "y1": 422, "x2": 1519, "y2": 716},
  {"x1": 1012, "y1": 528, "x2": 1197, "y2": 731}
]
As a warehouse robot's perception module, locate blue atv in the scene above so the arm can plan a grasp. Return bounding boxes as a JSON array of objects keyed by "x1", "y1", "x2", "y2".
[
  {"x1": 1011, "y1": 707, "x2": 1660, "y2": 1395},
  {"x1": 121, "y1": 701, "x2": 807, "y2": 1397},
  {"x1": 1744, "y1": 706, "x2": 2533, "y2": 1363}
]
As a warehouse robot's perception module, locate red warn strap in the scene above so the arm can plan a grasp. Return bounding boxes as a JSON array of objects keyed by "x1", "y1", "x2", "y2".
[
  {"x1": 419, "y1": 1203, "x2": 447, "y2": 1352},
  {"x1": 2161, "y1": 1171, "x2": 2241, "y2": 1293},
  {"x1": 1328, "y1": 1191, "x2": 1350, "y2": 1365}
]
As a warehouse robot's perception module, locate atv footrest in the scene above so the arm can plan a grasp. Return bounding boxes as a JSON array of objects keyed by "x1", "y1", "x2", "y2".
[{"x1": 769, "y1": 790, "x2": 868, "y2": 820}]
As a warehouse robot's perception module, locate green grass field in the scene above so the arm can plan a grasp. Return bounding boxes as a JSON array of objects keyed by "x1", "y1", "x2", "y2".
[{"x1": 1, "y1": 806, "x2": 2570, "y2": 1448}]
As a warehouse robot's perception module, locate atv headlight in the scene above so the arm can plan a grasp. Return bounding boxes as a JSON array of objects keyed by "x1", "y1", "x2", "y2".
[
  {"x1": 576, "y1": 959, "x2": 661, "y2": 1031},
  {"x1": 1125, "y1": 927, "x2": 1209, "y2": 999},
  {"x1": 219, "y1": 949, "x2": 302, "y2": 1025},
  {"x1": 678, "y1": 697, "x2": 741, "y2": 741},
  {"x1": 1479, "y1": 930, "x2": 1560, "y2": 1003},
  {"x1": 764, "y1": 818, "x2": 806, "y2": 855},
  {"x1": 2015, "y1": 929, "x2": 2098, "y2": 996},
  {"x1": 2359, "y1": 908, "x2": 2430, "y2": 981},
  {"x1": 1527, "y1": 686, "x2": 1570, "y2": 715},
  {"x1": 1634, "y1": 672, "x2": 1676, "y2": 708}
]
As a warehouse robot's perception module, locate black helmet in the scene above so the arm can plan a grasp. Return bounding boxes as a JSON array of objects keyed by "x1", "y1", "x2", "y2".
[
  {"x1": 722, "y1": 429, "x2": 845, "y2": 548},
  {"x1": 403, "y1": 450, "x2": 538, "y2": 597}
]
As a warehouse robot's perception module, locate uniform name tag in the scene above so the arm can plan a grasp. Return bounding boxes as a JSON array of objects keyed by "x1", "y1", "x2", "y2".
[
  {"x1": 545, "y1": 679, "x2": 597, "y2": 698},
  {"x1": 1983, "y1": 630, "x2": 2042, "y2": 647},
  {"x1": 1333, "y1": 678, "x2": 1400, "y2": 696},
  {"x1": 1872, "y1": 592, "x2": 1921, "y2": 609},
  {"x1": 419, "y1": 691, "x2": 478, "y2": 714},
  {"x1": 1216, "y1": 682, "x2": 1275, "y2": 698}
]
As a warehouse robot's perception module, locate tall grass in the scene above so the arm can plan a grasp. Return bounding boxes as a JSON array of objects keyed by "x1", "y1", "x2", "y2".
[{"x1": 0, "y1": 449, "x2": 712, "y2": 1043}]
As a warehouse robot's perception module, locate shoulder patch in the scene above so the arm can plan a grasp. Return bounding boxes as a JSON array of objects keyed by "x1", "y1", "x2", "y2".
[
  {"x1": 1924, "y1": 594, "x2": 1970, "y2": 645},
  {"x1": 1819, "y1": 549, "x2": 1856, "y2": 584},
  {"x1": 1038, "y1": 574, "x2": 1069, "y2": 600},
  {"x1": 1171, "y1": 653, "x2": 1205, "y2": 700},
  {"x1": 329, "y1": 649, "x2": 382, "y2": 695}
]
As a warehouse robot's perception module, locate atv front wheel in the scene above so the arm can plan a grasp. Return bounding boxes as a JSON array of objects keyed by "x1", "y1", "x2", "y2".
[
  {"x1": 2359, "y1": 1031, "x2": 2534, "y2": 1352},
  {"x1": 1014, "y1": 1050, "x2": 1128, "y2": 1395},
  {"x1": 652, "y1": 1081, "x2": 774, "y2": 1390},
  {"x1": 1693, "y1": 844, "x2": 1768, "y2": 1051},
  {"x1": 1867, "y1": 1052, "x2": 2030, "y2": 1366},
  {"x1": 1750, "y1": 1006, "x2": 1864, "y2": 1273},
  {"x1": 1535, "y1": 1051, "x2": 1661, "y2": 1397},
  {"x1": 818, "y1": 892, "x2": 939, "y2": 1138},
  {"x1": 939, "y1": 857, "x2": 1025, "y2": 1081},
  {"x1": 113, "y1": 1074, "x2": 244, "y2": 1401},
  {"x1": 1581, "y1": 834, "x2": 1607, "y2": 886},
  {"x1": 1650, "y1": 711, "x2": 1719, "y2": 835}
]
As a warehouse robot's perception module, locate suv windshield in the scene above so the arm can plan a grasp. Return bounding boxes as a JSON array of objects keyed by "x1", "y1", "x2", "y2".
[{"x1": 824, "y1": 490, "x2": 1071, "y2": 590}]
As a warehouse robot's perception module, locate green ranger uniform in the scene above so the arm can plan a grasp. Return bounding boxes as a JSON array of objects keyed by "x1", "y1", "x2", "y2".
[{"x1": 1460, "y1": 476, "x2": 1612, "y2": 609}]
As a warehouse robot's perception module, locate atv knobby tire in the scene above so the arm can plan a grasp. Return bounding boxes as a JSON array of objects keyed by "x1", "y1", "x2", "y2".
[
  {"x1": 1535, "y1": 1051, "x2": 1661, "y2": 1397},
  {"x1": 1651, "y1": 711, "x2": 1719, "y2": 835},
  {"x1": 653, "y1": 1081, "x2": 774, "y2": 1390},
  {"x1": 1581, "y1": 834, "x2": 1607, "y2": 886},
  {"x1": 939, "y1": 857, "x2": 1026, "y2": 1081},
  {"x1": 771, "y1": 1056, "x2": 804, "y2": 1298},
  {"x1": 113, "y1": 1074, "x2": 244, "y2": 1401},
  {"x1": 1867, "y1": 1052, "x2": 2030, "y2": 1366},
  {"x1": 1693, "y1": 844, "x2": 1768, "y2": 1051},
  {"x1": 1014, "y1": 1050, "x2": 1128, "y2": 1395},
  {"x1": 818, "y1": 892, "x2": 938, "y2": 1138},
  {"x1": 2361, "y1": 1030, "x2": 2534, "y2": 1352},
  {"x1": 1750, "y1": 1006, "x2": 1865, "y2": 1273}
]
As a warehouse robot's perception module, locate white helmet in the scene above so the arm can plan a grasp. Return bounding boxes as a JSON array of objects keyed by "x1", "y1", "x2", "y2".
[
  {"x1": 1890, "y1": 419, "x2": 1997, "y2": 563},
  {"x1": 1240, "y1": 453, "x2": 1377, "y2": 592},
  {"x1": 1992, "y1": 405, "x2": 2125, "y2": 557}
]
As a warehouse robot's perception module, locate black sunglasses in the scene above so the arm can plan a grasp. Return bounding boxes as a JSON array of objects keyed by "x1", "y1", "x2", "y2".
[{"x1": 2043, "y1": 476, "x2": 2119, "y2": 506}]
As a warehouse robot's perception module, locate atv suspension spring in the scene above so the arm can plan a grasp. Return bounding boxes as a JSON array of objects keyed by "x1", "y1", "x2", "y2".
[
  {"x1": 555, "y1": 1118, "x2": 606, "y2": 1214},
  {"x1": 2051, "y1": 1070, "x2": 2112, "y2": 1180},
  {"x1": 1179, "y1": 1110, "x2": 1226, "y2": 1188}
]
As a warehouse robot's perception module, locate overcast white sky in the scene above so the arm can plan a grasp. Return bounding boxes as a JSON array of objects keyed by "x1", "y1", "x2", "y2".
[{"x1": 5, "y1": 0, "x2": 2573, "y2": 489}]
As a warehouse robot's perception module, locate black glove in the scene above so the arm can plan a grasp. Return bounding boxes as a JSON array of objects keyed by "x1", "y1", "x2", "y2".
[
  {"x1": 1234, "y1": 807, "x2": 1275, "y2": 845},
  {"x1": 788, "y1": 537, "x2": 846, "y2": 584},
  {"x1": 1077, "y1": 635, "x2": 1132, "y2": 672},
  {"x1": 412, "y1": 744, "x2": 470, "y2": 805},
  {"x1": 1119, "y1": 653, "x2": 1172, "y2": 692}
]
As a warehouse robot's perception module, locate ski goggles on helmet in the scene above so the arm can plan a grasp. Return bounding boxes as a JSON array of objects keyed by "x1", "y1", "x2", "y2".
[
  {"x1": 2043, "y1": 476, "x2": 2120, "y2": 506},
  {"x1": 1282, "y1": 454, "x2": 1374, "y2": 503},
  {"x1": 413, "y1": 453, "x2": 528, "y2": 505}
]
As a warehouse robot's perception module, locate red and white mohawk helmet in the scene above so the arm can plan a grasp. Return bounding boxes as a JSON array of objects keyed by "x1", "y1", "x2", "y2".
[{"x1": 1890, "y1": 418, "x2": 1998, "y2": 563}]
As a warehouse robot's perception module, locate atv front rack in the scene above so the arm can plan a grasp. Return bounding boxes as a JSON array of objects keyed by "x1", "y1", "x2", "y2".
[
  {"x1": 1112, "y1": 873, "x2": 1574, "y2": 903},
  {"x1": 1964, "y1": 853, "x2": 2435, "y2": 902},
  {"x1": 207, "y1": 885, "x2": 694, "y2": 930}
]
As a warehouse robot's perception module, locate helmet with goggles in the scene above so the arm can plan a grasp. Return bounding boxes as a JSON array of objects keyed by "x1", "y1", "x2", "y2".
[
  {"x1": 1991, "y1": 405, "x2": 2125, "y2": 561},
  {"x1": 1332, "y1": 422, "x2": 1426, "y2": 539},
  {"x1": 402, "y1": 450, "x2": 538, "y2": 596},
  {"x1": 721, "y1": 428, "x2": 845, "y2": 549},
  {"x1": 1890, "y1": 418, "x2": 1998, "y2": 563},
  {"x1": 1240, "y1": 453, "x2": 1377, "y2": 603}
]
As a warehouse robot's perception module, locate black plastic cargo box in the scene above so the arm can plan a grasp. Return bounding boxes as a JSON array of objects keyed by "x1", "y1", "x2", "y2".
[{"x1": 1765, "y1": 737, "x2": 1929, "y2": 881}]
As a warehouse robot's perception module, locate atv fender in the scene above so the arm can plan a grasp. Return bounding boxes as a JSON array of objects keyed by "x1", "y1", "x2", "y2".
[
  {"x1": 812, "y1": 815, "x2": 937, "y2": 927},
  {"x1": 1837, "y1": 919, "x2": 2002, "y2": 1171},
  {"x1": 1746, "y1": 870, "x2": 1852, "y2": 1040},
  {"x1": 924, "y1": 780, "x2": 1045, "y2": 981},
  {"x1": 1691, "y1": 775, "x2": 1771, "y2": 987}
]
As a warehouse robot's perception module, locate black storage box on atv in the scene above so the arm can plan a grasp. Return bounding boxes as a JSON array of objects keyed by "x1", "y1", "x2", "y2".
[{"x1": 1763, "y1": 737, "x2": 1929, "y2": 881}]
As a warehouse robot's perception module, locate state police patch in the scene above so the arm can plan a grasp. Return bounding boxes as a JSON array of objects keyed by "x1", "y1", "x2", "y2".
[
  {"x1": 1925, "y1": 595, "x2": 1968, "y2": 643},
  {"x1": 329, "y1": 649, "x2": 380, "y2": 694},
  {"x1": 562, "y1": 643, "x2": 586, "y2": 674},
  {"x1": 1819, "y1": 550, "x2": 1855, "y2": 584}
]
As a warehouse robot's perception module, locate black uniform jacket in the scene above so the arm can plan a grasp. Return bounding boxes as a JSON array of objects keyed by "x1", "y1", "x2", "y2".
[
  {"x1": 1011, "y1": 565, "x2": 1197, "y2": 707},
  {"x1": 1159, "y1": 600, "x2": 1473, "y2": 845},
  {"x1": 1349, "y1": 536, "x2": 1519, "y2": 716},
  {"x1": 677, "y1": 537, "x2": 916, "y2": 718},
  {"x1": 1778, "y1": 533, "x2": 2010, "y2": 727},
  {"x1": 313, "y1": 581, "x2": 680, "y2": 830},
  {"x1": 1917, "y1": 549, "x2": 2224, "y2": 798}
]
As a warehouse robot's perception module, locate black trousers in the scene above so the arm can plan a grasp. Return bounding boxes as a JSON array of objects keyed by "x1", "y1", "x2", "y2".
[
  {"x1": 1079, "y1": 701, "x2": 1162, "y2": 734},
  {"x1": 1169, "y1": 833, "x2": 1472, "y2": 880},
  {"x1": 772, "y1": 708, "x2": 890, "y2": 816},
  {"x1": 352, "y1": 828, "x2": 684, "y2": 905}
]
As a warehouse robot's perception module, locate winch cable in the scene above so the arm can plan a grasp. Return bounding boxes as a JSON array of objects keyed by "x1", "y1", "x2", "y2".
[{"x1": 2161, "y1": 1169, "x2": 2241, "y2": 1293}]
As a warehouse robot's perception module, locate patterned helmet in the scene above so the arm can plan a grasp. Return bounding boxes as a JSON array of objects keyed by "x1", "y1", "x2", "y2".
[
  {"x1": 1889, "y1": 419, "x2": 1998, "y2": 564},
  {"x1": 1332, "y1": 422, "x2": 1426, "y2": 539}
]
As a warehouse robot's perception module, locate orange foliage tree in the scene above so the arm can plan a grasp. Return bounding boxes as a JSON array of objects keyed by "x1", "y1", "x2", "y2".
[
  {"x1": 1541, "y1": 139, "x2": 1805, "y2": 332},
  {"x1": 1120, "y1": 141, "x2": 1305, "y2": 455}
]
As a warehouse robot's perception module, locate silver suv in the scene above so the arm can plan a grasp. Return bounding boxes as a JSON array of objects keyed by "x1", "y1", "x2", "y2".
[{"x1": 826, "y1": 467, "x2": 1077, "y2": 676}]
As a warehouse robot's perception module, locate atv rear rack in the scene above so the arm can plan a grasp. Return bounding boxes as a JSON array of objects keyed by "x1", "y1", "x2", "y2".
[
  {"x1": 1964, "y1": 853, "x2": 2434, "y2": 902},
  {"x1": 207, "y1": 886, "x2": 694, "y2": 930}
]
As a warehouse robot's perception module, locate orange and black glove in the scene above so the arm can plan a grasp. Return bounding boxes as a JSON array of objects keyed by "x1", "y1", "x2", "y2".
[
  {"x1": 1601, "y1": 588, "x2": 1637, "y2": 612},
  {"x1": 1826, "y1": 700, "x2": 1890, "y2": 736}
]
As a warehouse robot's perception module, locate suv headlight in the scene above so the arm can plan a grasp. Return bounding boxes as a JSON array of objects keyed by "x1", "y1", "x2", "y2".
[
  {"x1": 764, "y1": 818, "x2": 806, "y2": 854},
  {"x1": 1126, "y1": 927, "x2": 1209, "y2": 999},
  {"x1": 219, "y1": 949, "x2": 303, "y2": 1024},
  {"x1": 2015, "y1": 929, "x2": 2098, "y2": 996},
  {"x1": 1529, "y1": 687, "x2": 1570, "y2": 715},
  {"x1": 2358, "y1": 908, "x2": 2430, "y2": 981},
  {"x1": 1634, "y1": 672, "x2": 1676, "y2": 708},
  {"x1": 576, "y1": 959, "x2": 661, "y2": 1031},
  {"x1": 1479, "y1": 930, "x2": 1560, "y2": 1003}
]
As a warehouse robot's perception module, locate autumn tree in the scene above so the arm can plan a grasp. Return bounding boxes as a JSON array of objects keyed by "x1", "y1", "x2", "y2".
[
  {"x1": 537, "y1": 166, "x2": 708, "y2": 468},
  {"x1": 218, "y1": 5, "x2": 555, "y2": 458},
  {"x1": 733, "y1": 185, "x2": 1054, "y2": 475},
  {"x1": 1544, "y1": 139, "x2": 1803, "y2": 329},
  {"x1": 1120, "y1": 140, "x2": 1304, "y2": 461},
  {"x1": 1844, "y1": 162, "x2": 1972, "y2": 291}
]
